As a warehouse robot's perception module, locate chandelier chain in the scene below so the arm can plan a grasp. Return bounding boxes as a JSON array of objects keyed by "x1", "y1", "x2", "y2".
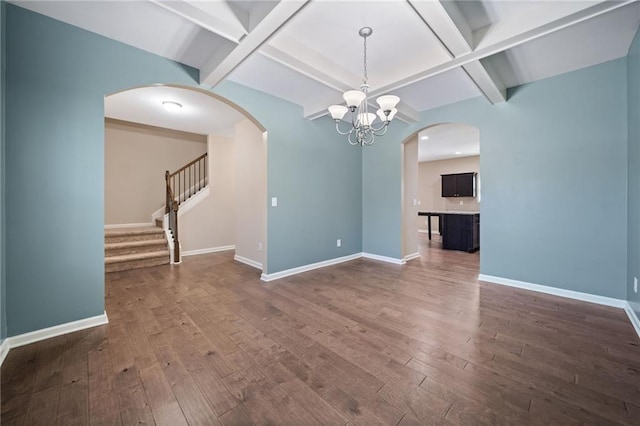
[{"x1": 363, "y1": 35, "x2": 368, "y2": 86}]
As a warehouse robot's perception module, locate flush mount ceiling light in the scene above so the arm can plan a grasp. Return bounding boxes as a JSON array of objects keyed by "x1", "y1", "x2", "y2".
[
  {"x1": 455, "y1": 151, "x2": 462, "y2": 155},
  {"x1": 162, "y1": 101, "x2": 182, "y2": 112},
  {"x1": 328, "y1": 27, "x2": 400, "y2": 146},
  {"x1": 420, "y1": 135, "x2": 429, "y2": 140}
]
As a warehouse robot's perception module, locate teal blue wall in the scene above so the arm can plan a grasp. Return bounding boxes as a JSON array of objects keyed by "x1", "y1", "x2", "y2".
[
  {"x1": 364, "y1": 58, "x2": 628, "y2": 299},
  {"x1": 1, "y1": 0, "x2": 6, "y2": 342},
  {"x1": 214, "y1": 82, "x2": 362, "y2": 274},
  {"x1": 5, "y1": 4, "x2": 199, "y2": 336},
  {"x1": 628, "y1": 27, "x2": 640, "y2": 316},
  {"x1": 5, "y1": 4, "x2": 361, "y2": 336},
  {"x1": 361, "y1": 124, "x2": 407, "y2": 259}
]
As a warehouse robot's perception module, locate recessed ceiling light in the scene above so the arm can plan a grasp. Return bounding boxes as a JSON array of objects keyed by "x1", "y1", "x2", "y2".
[
  {"x1": 455, "y1": 151, "x2": 462, "y2": 155},
  {"x1": 162, "y1": 101, "x2": 182, "y2": 112},
  {"x1": 420, "y1": 135, "x2": 429, "y2": 140}
]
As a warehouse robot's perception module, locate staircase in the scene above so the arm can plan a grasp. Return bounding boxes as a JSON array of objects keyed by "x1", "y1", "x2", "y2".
[{"x1": 105, "y1": 226, "x2": 170, "y2": 273}]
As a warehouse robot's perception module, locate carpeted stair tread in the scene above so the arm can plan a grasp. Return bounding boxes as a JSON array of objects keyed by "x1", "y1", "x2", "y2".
[
  {"x1": 105, "y1": 239, "x2": 167, "y2": 250},
  {"x1": 105, "y1": 227, "x2": 165, "y2": 244},
  {"x1": 105, "y1": 250, "x2": 169, "y2": 264}
]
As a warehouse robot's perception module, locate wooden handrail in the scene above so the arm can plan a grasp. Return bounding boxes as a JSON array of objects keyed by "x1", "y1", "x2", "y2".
[
  {"x1": 164, "y1": 152, "x2": 208, "y2": 264},
  {"x1": 169, "y1": 152, "x2": 207, "y2": 179}
]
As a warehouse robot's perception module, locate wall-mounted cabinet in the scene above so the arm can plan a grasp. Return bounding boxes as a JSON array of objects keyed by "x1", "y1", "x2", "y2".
[{"x1": 441, "y1": 172, "x2": 476, "y2": 197}]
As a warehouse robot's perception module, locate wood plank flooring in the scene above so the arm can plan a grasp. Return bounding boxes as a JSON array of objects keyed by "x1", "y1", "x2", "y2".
[{"x1": 2, "y1": 235, "x2": 639, "y2": 425}]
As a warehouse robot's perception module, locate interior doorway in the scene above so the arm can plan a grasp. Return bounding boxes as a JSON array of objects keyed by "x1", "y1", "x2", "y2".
[
  {"x1": 103, "y1": 84, "x2": 267, "y2": 274},
  {"x1": 401, "y1": 123, "x2": 480, "y2": 260}
]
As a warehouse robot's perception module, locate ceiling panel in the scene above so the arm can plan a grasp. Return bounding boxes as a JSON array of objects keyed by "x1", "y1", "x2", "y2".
[
  {"x1": 267, "y1": 0, "x2": 451, "y2": 89},
  {"x1": 13, "y1": 0, "x2": 233, "y2": 70},
  {"x1": 105, "y1": 86, "x2": 246, "y2": 137},
  {"x1": 393, "y1": 68, "x2": 482, "y2": 112},
  {"x1": 481, "y1": 1, "x2": 640, "y2": 89},
  {"x1": 227, "y1": 53, "x2": 340, "y2": 107}
]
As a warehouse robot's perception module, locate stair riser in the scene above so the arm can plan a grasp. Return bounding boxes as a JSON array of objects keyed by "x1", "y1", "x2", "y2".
[
  {"x1": 106, "y1": 256, "x2": 169, "y2": 273},
  {"x1": 105, "y1": 243, "x2": 168, "y2": 257},
  {"x1": 105, "y1": 232, "x2": 165, "y2": 244}
]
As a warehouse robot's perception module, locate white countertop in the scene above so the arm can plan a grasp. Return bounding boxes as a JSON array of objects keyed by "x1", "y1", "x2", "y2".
[{"x1": 419, "y1": 211, "x2": 480, "y2": 215}]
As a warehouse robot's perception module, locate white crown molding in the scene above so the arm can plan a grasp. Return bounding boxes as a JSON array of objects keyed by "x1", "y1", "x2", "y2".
[
  {"x1": 403, "y1": 252, "x2": 421, "y2": 262},
  {"x1": 105, "y1": 223, "x2": 154, "y2": 229},
  {"x1": 234, "y1": 255, "x2": 263, "y2": 271},
  {"x1": 0, "y1": 312, "x2": 109, "y2": 368},
  {"x1": 183, "y1": 245, "x2": 235, "y2": 257},
  {"x1": 362, "y1": 252, "x2": 406, "y2": 265}
]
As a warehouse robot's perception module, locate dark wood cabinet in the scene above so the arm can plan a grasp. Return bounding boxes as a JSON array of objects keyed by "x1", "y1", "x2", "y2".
[
  {"x1": 441, "y1": 172, "x2": 476, "y2": 197},
  {"x1": 442, "y1": 213, "x2": 479, "y2": 252}
]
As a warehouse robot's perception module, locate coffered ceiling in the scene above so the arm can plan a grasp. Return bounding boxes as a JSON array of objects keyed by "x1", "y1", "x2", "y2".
[{"x1": 14, "y1": 0, "x2": 640, "y2": 125}]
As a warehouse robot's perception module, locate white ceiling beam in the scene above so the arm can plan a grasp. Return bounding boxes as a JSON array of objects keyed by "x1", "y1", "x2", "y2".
[
  {"x1": 307, "y1": 0, "x2": 632, "y2": 119},
  {"x1": 259, "y1": 44, "x2": 419, "y2": 123},
  {"x1": 200, "y1": 0, "x2": 310, "y2": 88},
  {"x1": 462, "y1": 61, "x2": 506, "y2": 104},
  {"x1": 259, "y1": 44, "x2": 353, "y2": 93},
  {"x1": 408, "y1": 0, "x2": 506, "y2": 104},
  {"x1": 150, "y1": 0, "x2": 248, "y2": 44},
  {"x1": 407, "y1": 0, "x2": 473, "y2": 57}
]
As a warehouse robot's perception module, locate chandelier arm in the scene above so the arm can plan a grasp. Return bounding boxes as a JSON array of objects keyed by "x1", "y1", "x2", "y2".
[
  {"x1": 369, "y1": 121, "x2": 387, "y2": 132},
  {"x1": 372, "y1": 123, "x2": 390, "y2": 136},
  {"x1": 347, "y1": 131, "x2": 360, "y2": 146},
  {"x1": 335, "y1": 121, "x2": 354, "y2": 136},
  {"x1": 362, "y1": 131, "x2": 375, "y2": 146}
]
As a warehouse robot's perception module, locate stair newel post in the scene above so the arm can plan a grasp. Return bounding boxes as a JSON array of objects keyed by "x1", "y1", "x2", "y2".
[
  {"x1": 171, "y1": 199, "x2": 180, "y2": 262},
  {"x1": 165, "y1": 170, "x2": 170, "y2": 214}
]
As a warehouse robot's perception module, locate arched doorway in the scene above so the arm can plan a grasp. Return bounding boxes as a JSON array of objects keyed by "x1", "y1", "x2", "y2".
[
  {"x1": 401, "y1": 122, "x2": 480, "y2": 260},
  {"x1": 103, "y1": 84, "x2": 268, "y2": 274}
]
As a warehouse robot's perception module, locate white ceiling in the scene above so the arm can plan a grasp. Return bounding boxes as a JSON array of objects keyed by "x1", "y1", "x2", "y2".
[
  {"x1": 13, "y1": 0, "x2": 640, "y2": 133},
  {"x1": 104, "y1": 86, "x2": 246, "y2": 137},
  {"x1": 418, "y1": 123, "x2": 479, "y2": 163}
]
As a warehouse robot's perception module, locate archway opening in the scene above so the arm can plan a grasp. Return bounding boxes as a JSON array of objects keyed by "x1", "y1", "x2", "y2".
[
  {"x1": 401, "y1": 122, "x2": 480, "y2": 260},
  {"x1": 103, "y1": 84, "x2": 267, "y2": 275}
]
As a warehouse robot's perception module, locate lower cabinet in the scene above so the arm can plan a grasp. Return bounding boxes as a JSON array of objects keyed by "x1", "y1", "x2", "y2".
[{"x1": 441, "y1": 214, "x2": 479, "y2": 252}]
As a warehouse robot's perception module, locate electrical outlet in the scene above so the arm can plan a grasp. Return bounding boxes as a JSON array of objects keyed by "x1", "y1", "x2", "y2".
[
  {"x1": 337, "y1": 239, "x2": 341, "y2": 247},
  {"x1": 258, "y1": 242, "x2": 262, "y2": 252},
  {"x1": 412, "y1": 199, "x2": 417, "y2": 206},
  {"x1": 271, "y1": 197, "x2": 278, "y2": 207},
  {"x1": 460, "y1": 200, "x2": 464, "y2": 205},
  {"x1": 634, "y1": 277, "x2": 638, "y2": 293}
]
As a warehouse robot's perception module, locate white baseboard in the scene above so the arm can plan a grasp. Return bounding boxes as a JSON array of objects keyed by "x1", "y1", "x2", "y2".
[
  {"x1": 261, "y1": 253, "x2": 361, "y2": 282},
  {"x1": 104, "y1": 222, "x2": 154, "y2": 229},
  {"x1": 234, "y1": 255, "x2": 263, "y2": 271},
  {"x1": 362, "y1": 252, "x2": 405, "y2": 265},
  {"x1": 624, "y1": 303, "x2": 640, "y2": 338},
  {"x1": 183, "y1": 245, "x2": 235, "y2": 257},
  {"x1": 0, "y1": 339, "x2": 9, "y2": 367},
  {"x1": 0, "y1": 311, "x2": 109, "y2": 368},
  {"x1": 418, "y1": 229, "x2": 440, "y2": 235},
  {"x1": 478, "y1": 274, "x2": 627, "y2": 308},
  {"x1": 478, "y1": 275, "x2": 639, "y2": 339},
  {"x1": 403, "y1": 252, "x2": 421, "y2": 262}
]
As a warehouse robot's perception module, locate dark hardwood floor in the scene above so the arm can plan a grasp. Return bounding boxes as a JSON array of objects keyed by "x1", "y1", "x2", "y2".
[{"x1": 2, "y1": 235, "x2": 639, "y2": 425}]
